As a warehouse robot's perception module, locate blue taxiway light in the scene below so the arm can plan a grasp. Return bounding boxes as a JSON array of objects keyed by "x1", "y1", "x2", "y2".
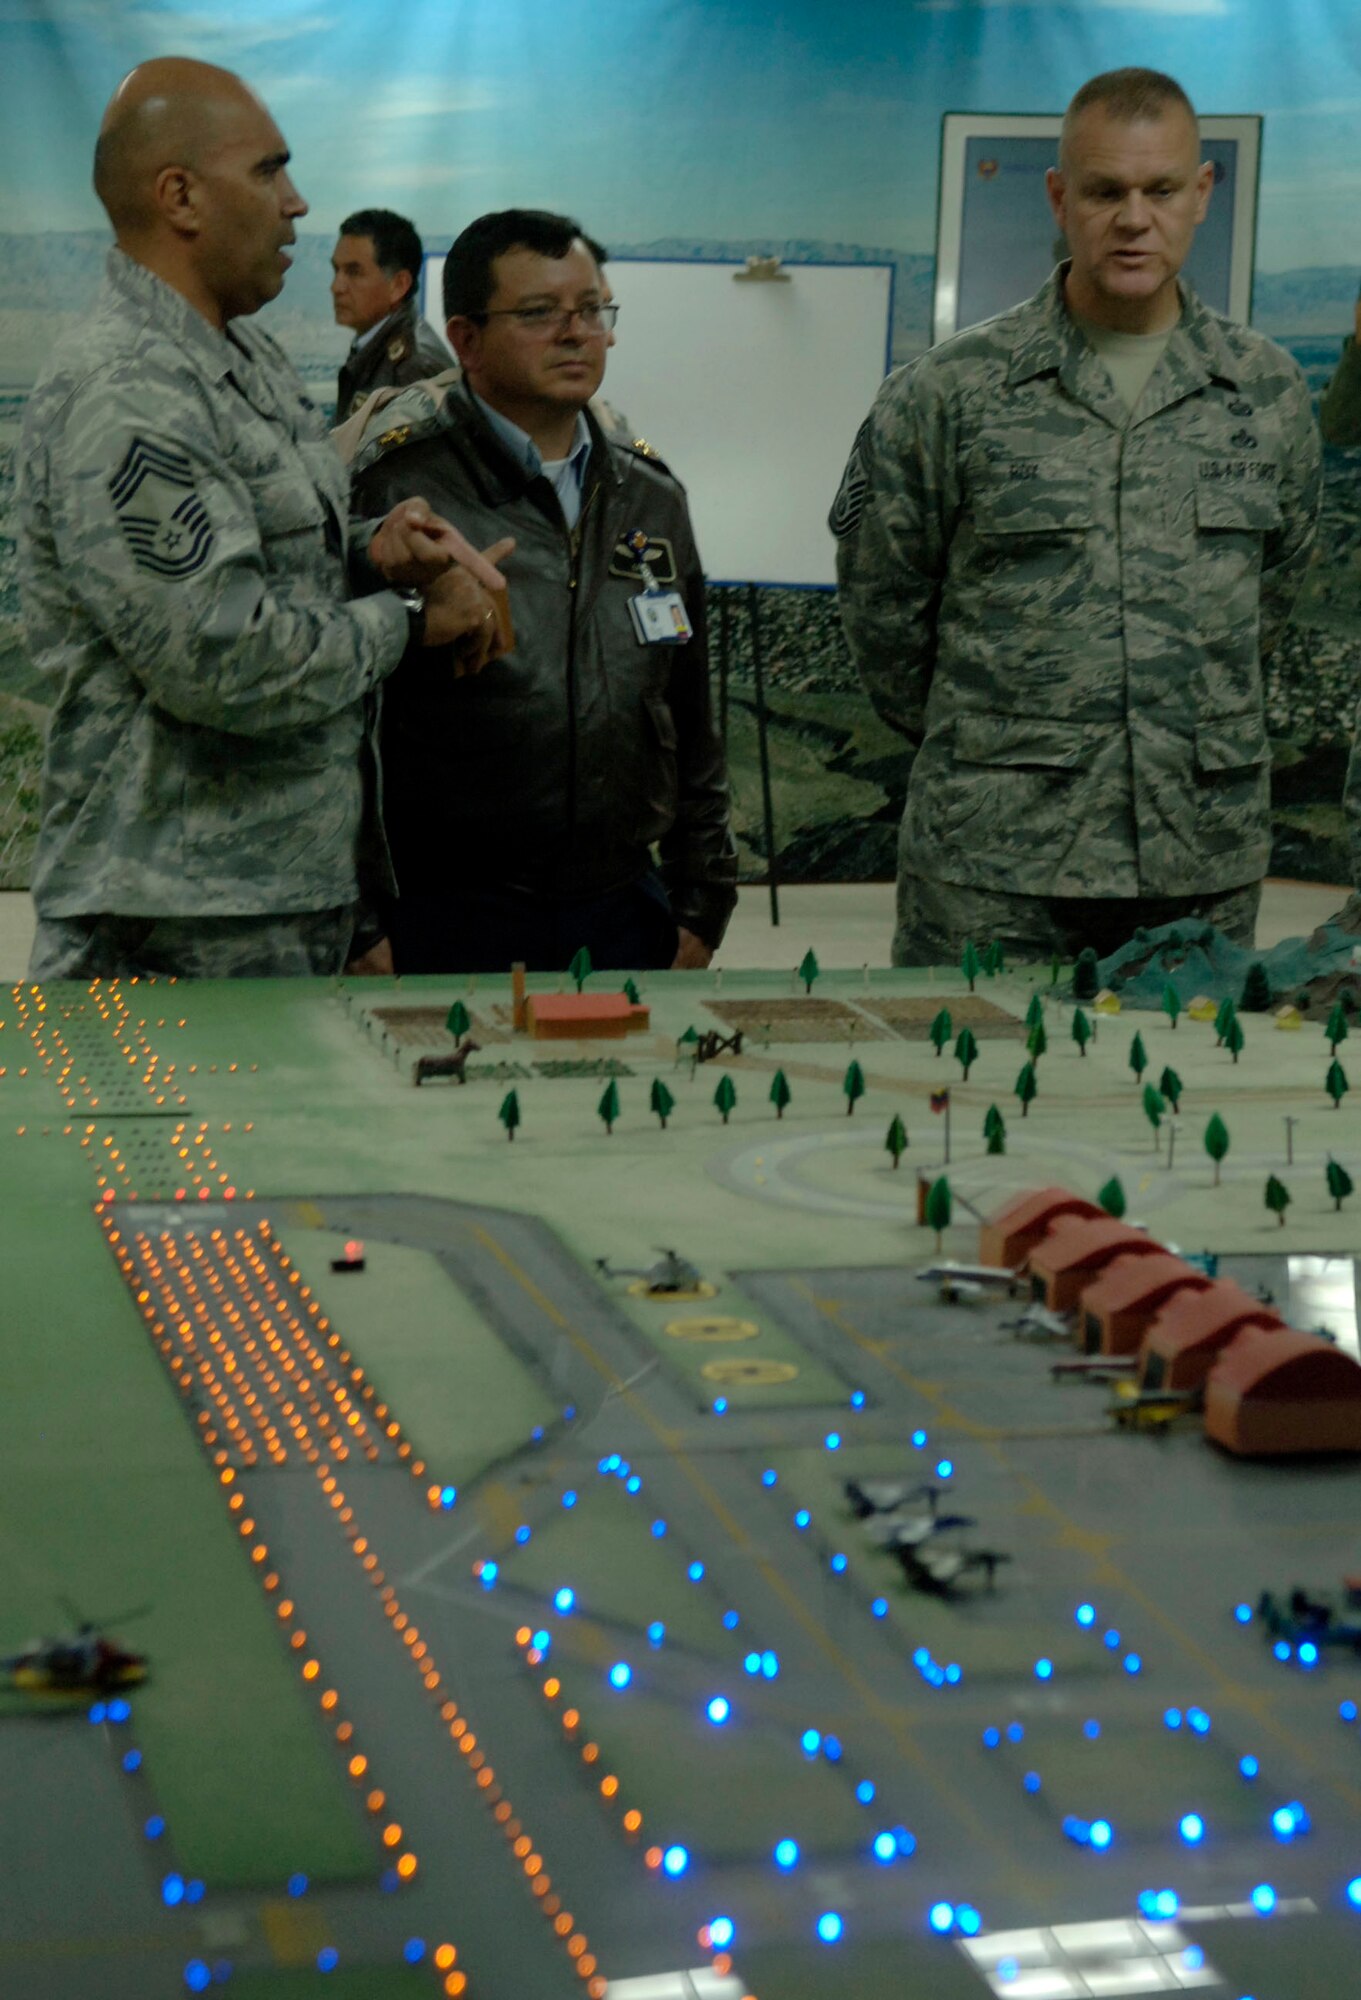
[
  {"x1": 1188, "y1": 1708, "x2": 1211, "y2": 1735},
  {"x1": 88, "y1": 1703, "x2": 106, "y2": 1724},
  {"x1": 1235, "y1": 1602, "x2": 1253, "y2": 1624},
  {"x1": 1273, "y1": 1640, "x2": 1293, "y2": 1662},
  {"x1": 317, "y1": 1945, "x2": 339, "y2": 1970},
  {"x1": 287, "y1": 1874, "x2": 308, "y2": 1897},
  {"x1": 145, "y1": 1816, "x2": 166, "y2": 1840},
  {"x1": 533, "y1": 1630, "x2": 550, "y2": 1652},
  {"x1": 162, "y1": 1875, "x2": 186, "y2": 1908},
  {"x1": 1006, "y1": 1723, "x2": 1025, "y2": 1743},
  {"x1": 936, "y1": 1459, "x2": 953, "y2": 1478},
  {"x1": 957, "y1": 1905, "x2": 982, "y2": 1937},
  {"x1": 184, "y1": 1965, "x2": 211, "y2": 1994},
  {"x1": 662, "y1": 1845, "x2": 689, "y2": 1878},
  {"x1": 825, "y1": 1432, "x2": 842, "y2": 1451},
  {"x1": 1347, "y1": 1877, "x2": 1361, "y2": 1908},
  {"x1": 912, "y1": 1430, "x2": 927, "y2": 1448},
  {"x1": 439, "y1": 1486, "x2": 457, "y2": 1509},
  {"x1": 1084, "y1": 1720, "x2": 1102, "y2": 1740},
  {"x1": 107, "y1": 1698, "x2": 131, "y2": 1723},
  {"x1": 722, "y1": 1610, "x2": 740, "y2": 1630},
  {"x1": 928, "y1": 1902, "x2": 955, "y2": 1934},
  {"x1": 706, "y1": 1697, "x2": 731, "y2": 1725},
  {"x1": 1252, "y1": 1883, "x2": 1277, "y2": 1914},
  {"x1": 515, "y1": 1525, "x2": 532, "y2": 1544},
  {"x1": 1035, "y1": 1658, "x2": 1054, "y2": 1681},
  {"x1": 688, "y1": 1561, "x2": 705, "y2": 1581},
  {"x1": 609, "y1": 1662, "x2": 633, "y2": 1689},
  {"x1": 626, "y1": 1475, "x2": 642, "y2": 1493},
  {"x1": 1103, "y1": 1629, "x2": 1121, "y2": 1649},
  {"x1": 1090, "y1": 1821, "x2": 1113, "y2": 1850},
  {"x1": 708, "y1": 1917, "x2": 735, "y2": 1948},
  {"x1": 816, "y1": 1912, "x2": 844, "y2": 1943},
  {"x1": 824, "y1": 1735, "x2": 844, "y2": 1763},
  {"x1": 1340, "y1": 1701, "x2": 1359, "y2": 1723},
  {"x1": 562, "y1": 1489, "x2": 578, "y2": 1508},
  {"x1": 850, "y1": 1390, "x2": 866, "y2": 1408},
  {"x1": 744, "y1": 1652, "x2": 762, "y2": 1675},
  {"x1": 1299, "y1": 1642, "x2": 1320, "y2": 1668},
  {"x1": 651, "y1": 1519, "x2": 667, "y2": 1538},
  {"x1": 774, "y1": 1838, "x2": 800, "y2": 1869},
  {"x1": 479, "y1": 1561, "x2": 498, "y2": 1588},
  {"x1": 1124, "y1": 1654, "x2": 1143, "y2": 1676},
  {"x1": 647, "y1": 1622, "x2": 666, "y2": 1647},
  {"x1": 1076, "y1": 1603, "x2": 1096, "y2": 1627},
  {"x1": 871, "y1": 1597, "x2": 888, "y2": 1619},
  {"x1": 1023, "y1": 1772, "x2": 1041, "y2": 1794},
  {"x1": 872, "y1": 1832, "x2": 898, "y2": 1863},
  {"x1": 554, "y1": 1588, "x2": 575, "y2": 1613},
  {"x1": 830, "y1": 1553, "x2": 848, "y2": 1574},
  {"x1": 856, "y1": 1781, "x2": 876, "y2": 1804},
  {"x1": 761, "y1": 1651, "x2": 780, "y2": 1678},
  {"x1": 712, "y1": 1398, "x2": 728, "y2": 1414},
  {"x1": 403, "y1": 1940, "x2": 426, "y2": 1965},
  {"x1": 762, "y1": 1469, "x2": 778, "y2": 1486},
  {"x1": 123, "y1": 1749, "x2": 142, "y2": 1772},
  {"x1": 1165, "y1": 1708, "x2": 1183, "y2": 1730},
  {"x1": 1240, "y1": 1756, "x2": 1260, "y2": 1780},
  {"x1": 801, "y1": 1728, "x2": 821, "y2": 1756},
  {"x1": 983, "y1": 1728, "x2": 1000, "y2": 1748},
  {"x1": 794, "y1": 1510, "x2": 811, "y2": 1530},
  {"x1": 1180, "y1": 1814, "x2": 1205, "y2": 1844}
]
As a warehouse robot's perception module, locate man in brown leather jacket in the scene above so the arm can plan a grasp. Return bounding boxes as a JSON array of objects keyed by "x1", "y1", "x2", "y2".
[{"x1": 332, "y1": 208, "x2": 452, "y2": 423}]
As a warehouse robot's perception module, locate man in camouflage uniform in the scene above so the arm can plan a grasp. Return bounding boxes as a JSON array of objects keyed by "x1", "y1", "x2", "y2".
[
  {"x1": 834, "y1": 68, "x2": 1321, "y2": 966},
  {"x1": 18, "y1": 58, "x2": 507, "y2": 981},
  {"x1": 1319, "y1": 292, "x2": 1361, "y2": 446},
  {"x1": 332, "y1": 208, "x2": 453, "y2": 424}
]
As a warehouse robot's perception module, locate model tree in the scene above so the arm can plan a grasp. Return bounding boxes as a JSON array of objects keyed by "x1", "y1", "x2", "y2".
[
  {"x1": 1241, "y1": 961, "x2": 1272, "y2": 1013},
  {"x1": 1327, "y1": 1058, "x2": 1350, "y2": 1110},
  {"x1": 569, "y1": 946, "x2": 593, "y2": 993},
  {"x1": 1161, "y1": 982, "x2": 1181, "y2": 1031},
  {"x1": 983, "y1": 1104, "x2": 1006, "y2": 1155},
  {"x1": 650, "y1": 1078, "x2": 676, "y2": 1129},
  {"x1": 1026, "y1": 1019, "x2": 1048, "y2": 1062},
  {"x1": 1071, "y1": 1006, "x2": 1092, "y2": 1058},
  {"x1": 1158, "y1": 1064, "x2": 1183, "y2": 1113},
  {"x1": 983, "y1": 939, "x2": 1005, "y2": 977},
  {"x1": 1128, "y1": 1031, "x2": 1148, "y2": 1083},
  {"x1": 929, "y1": 1007, "x2": 953, "y2": 1057},
  {"x1": 961, "y1": 940, "x2": 982, "y2": 992},
  {"x1": 1073, "y1": 948, "x2": 1099, "y2": 1002},
  {"x1": 446, "y1": 999, "x2": 472, "y2": 1041},
  {"x1": 798, "y1": 949, "x2": 819, "y2": 995},
  {"x1": 498, "y1": 1088, "x2": 521, "y2": 1142},
  {"x1": 924, "y1": 1174, "x2": 953, "y2": 1250},
  {"x1": 1097, "y1": 1175, "x2": 1127, "y2": 1219},
  {"x1": 954, "y1": 1026, "x2": 979, "y2": 1080},
  {"x1": 677, "y1": 1025, "x2": 699, "y2": 1053},
  {"x1": 1326, "y1": 1158, "x2": 1354, "y2": 1211},
  {"x1": 1049, "y1": 948, "x2": 1063, "y2": 988},
  {"x1": 1025, "y1": 993, "x2": 1044, "y2": 1031},
  {"x1": 843, "y1": 1059, "x2": 866, "y2": 1115},
  {"x1": 1214, "y1": 996, "x2": 1236, "y2": 1047},
  {"x1": 713, "y1": 1073, "x2": 737, "y2": 1125},
  {"x1": 597, "y1": 1078, "x2": 620, "y2": 1134},
  {"x1": 1264, "y1": 1174, "x2": 1291, "y2": 1226},
  {"x1": 1326, "y1": 1002, "x2": 1350, "y2": 1056},
  {"x1": 623, "y1": 977, "x2": 642, "y2": 1006},
  {"x1": 1142, "y1": 1082, "x2": 1165, "y2": 1143},
  {"x1": 884, "y1": 1113, "x2": 909, "y2": 1168},
  {"x1": 1204, "y1": 1112, "x2": 1230, "y2": 1186},
  {"x1": 769, "y1": 1068, "x2": 792, "y2": 1119},
  {"x1": 1014, "y1": 1058, "x2": 1038, "y2": 1118}
]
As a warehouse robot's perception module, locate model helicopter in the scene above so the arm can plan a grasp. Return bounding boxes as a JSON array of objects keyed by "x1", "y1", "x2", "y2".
[
  {"x1": 3, "y1": 1602, "x2": 150, "y2": 1695},
  {"x1": 594, "y1": 1248, "x2": 703, "y2": 1293}
]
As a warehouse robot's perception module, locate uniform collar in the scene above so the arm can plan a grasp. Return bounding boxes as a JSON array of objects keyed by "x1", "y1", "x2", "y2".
[
  {"x1": 104, "y1": 245, "x2": 237, "y2": 384},
  {"x1": 351, "y1": 300, "x2": 415, "y2": 356},
  {"x1": 470, "y1": 391, "x2": 592, "y2": 482},
  {"x1": 1007, "y1": 263, "x2": 1244, "y2": 417}
]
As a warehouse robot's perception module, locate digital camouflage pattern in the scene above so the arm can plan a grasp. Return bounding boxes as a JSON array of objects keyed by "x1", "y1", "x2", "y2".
[
  {"x1": 892, "y1": 872, "x2": 1261, "y2": 969},
  {"x1": 833, "y1": 270, "x2": 1322, "y2": 933},
  {"x1": 29, "y1": 907, "x2": 355, "y2": 982},
  {"x1": 16, "y1": 249, "x2": 410, "y2": 948}
]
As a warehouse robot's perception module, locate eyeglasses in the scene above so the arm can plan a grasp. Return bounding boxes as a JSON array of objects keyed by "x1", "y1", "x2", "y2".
[{"x1": 473, "y1": 301, "x2": 620, "y2": 337}]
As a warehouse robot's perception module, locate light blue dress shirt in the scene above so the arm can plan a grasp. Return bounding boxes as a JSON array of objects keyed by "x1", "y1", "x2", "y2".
[{"x1": 472, "y1": 393, "x2": 593, "y2": 529}]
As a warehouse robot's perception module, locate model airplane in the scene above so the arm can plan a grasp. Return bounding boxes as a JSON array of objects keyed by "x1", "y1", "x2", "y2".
[
  {"x1": 1002, "y1": 1303, "x2": 1071, "y2": 1342},
  {"x1": 915, "y1": 1260, "x2": 1021, "y2": 1299},
  {"x1": 4, "y1": 1605, "x2": 150, "y2": 1695},
  {"x1": 594, "y1": 1248, "x2": 702, "y2": 1292}
]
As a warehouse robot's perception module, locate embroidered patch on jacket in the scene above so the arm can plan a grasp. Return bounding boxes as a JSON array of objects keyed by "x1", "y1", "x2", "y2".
[
  {"x1": 109, "y1": 436, "x2": 214, "y2": 580},
  {"x1": 829, "y1": 418, "x2": 870, "y2": 538},
  {"x1": 609, "y1": 534, "x2": 677, "y2": 583}
]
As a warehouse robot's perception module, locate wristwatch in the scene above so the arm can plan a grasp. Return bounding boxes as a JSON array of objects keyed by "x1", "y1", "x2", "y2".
[{"x1": 397, "y1": 588, "x2": 426, "y2": 649}]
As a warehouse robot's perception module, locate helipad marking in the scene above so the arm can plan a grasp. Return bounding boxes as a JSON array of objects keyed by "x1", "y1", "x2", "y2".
[{"x1": 664, "y1": 1315, "x2": 759, "y2": 1342}]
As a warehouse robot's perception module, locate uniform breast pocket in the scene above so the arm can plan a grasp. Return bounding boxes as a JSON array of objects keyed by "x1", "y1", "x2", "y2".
[
  {"x1": 966, "y1": 472, "x2": 1096, "y2": 621},
  {"x1": 1193, "y1": 470, "x2": 1282, "y2": 630}
]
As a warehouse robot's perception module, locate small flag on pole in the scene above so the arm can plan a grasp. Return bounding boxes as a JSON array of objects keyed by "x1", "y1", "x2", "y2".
[{"x1": 930, "y1": 1090, "x2": 951, "y2": 1114}]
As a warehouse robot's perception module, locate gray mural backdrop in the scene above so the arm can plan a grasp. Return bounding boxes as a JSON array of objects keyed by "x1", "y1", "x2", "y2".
[{"x1": 2, "y1": 1, "x2": 1360, "y2": 892}]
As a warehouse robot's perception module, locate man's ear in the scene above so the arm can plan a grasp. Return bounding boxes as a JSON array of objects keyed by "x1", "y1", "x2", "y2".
[
  {"x1": 446, "y1": 315, "x2": 481, "y2": 370},
  {"x1": 390, "y1": 266, "x2": 414, "y2": 306},
  {"x1": 155, "y1": 163, "x2": 201, "y2": 238}
]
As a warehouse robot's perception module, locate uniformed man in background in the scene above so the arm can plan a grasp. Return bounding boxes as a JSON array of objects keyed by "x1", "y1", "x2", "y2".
[
  {"x1": 18, "y1": 57, "x2": 509, "y2": 982},
  {"x1": 1319, "y1": 288, "x2": 1361, "y2": 446},
  {"x1": 332, "y1": 207, "x2": 453, "y2": 423},
  {"x1": 834, "y1": 67, "x2": 1321, "y2": 966}
]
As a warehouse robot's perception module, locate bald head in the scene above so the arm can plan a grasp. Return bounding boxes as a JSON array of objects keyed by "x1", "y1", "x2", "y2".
[
  {"x1": 94, "y1": 58, "x2": 262, "y2": 234},
  {"x1": 92, "y1": 58, "x2": 307, "y2": 328}
]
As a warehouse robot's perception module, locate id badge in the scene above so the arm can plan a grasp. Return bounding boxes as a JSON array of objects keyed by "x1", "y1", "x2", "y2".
[{"x1": 628, "y1": 589, "x2": 693, "y2": 646}]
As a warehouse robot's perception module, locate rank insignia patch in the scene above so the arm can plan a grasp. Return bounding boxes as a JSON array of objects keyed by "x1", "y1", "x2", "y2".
[
  {"x1": 109, "y1": 436, "x2": 214, "y2": 580},
  {"x1": 829, "y1": 418, "x2": 870, "y2": 538}
]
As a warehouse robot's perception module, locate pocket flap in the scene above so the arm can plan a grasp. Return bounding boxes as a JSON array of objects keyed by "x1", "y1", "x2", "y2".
[
  {"x1": 1195, "y1": 716, "x2": 1270, "y2": 772},
  {"x1": 971, "y1": 472, "x2": 1095, "y2": 537},
  {"x1": 1194, "y1": 472, "x2": 1283, "y2": 532},
  {"x1": 953, "y1": 714, "x2": 1086, "y2": 769}
]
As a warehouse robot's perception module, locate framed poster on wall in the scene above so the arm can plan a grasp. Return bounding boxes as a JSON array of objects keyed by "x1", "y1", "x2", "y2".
[{"x1": 932, "y1": 112, "x2": 1262, "y2": 345}]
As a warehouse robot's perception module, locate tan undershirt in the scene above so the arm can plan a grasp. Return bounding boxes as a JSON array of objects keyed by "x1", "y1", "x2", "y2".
[{"x1": 1074, "y1": 314, "x2": 1174, "y2": 419}]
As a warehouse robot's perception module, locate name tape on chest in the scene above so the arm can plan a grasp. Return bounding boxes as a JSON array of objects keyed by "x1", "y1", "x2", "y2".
[{"x1": 109, "y1": 436, "x2": 215, "y2": 581}]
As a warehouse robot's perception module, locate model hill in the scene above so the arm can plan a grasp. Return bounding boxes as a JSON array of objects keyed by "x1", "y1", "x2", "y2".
[{"x1": 1091, "y1": 897, "x2": 1361, "y2": 1013}]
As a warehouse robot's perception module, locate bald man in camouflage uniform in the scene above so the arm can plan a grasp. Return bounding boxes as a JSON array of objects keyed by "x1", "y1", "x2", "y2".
[
  {"x1": 834, "y1": 68, "x2": 1321, "y2": 966},
  {"x1": 19, "y1": 59, "x2": 506, "y2": 981}
]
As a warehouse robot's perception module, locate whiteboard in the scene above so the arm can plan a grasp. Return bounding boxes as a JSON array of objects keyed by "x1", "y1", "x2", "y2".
[
  {"x1": 422, "y1": 255, "x2": 893, "y2": 587},
  {"x1": 934, "y1": 114, "x2": 1261, "y2": 344}
]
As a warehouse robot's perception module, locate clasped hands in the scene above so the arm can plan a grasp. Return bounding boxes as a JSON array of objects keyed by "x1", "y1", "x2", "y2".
[{"x1": 370, "y1": 499, "x2": 514, "y2": 675}]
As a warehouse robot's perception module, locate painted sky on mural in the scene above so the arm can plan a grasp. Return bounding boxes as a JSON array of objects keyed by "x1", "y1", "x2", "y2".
[{"x1": 1, "y1": 0, "x2": 1360, "y2": 267}]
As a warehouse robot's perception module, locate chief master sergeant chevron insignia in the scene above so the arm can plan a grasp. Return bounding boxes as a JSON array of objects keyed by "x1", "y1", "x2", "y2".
[{"x1": 109, "y1": 436, "x2": 215, "y2": 580}]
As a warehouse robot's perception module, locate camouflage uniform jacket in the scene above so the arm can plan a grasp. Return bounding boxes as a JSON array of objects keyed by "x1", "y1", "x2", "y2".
[
  {"x1": 17, "y1": 249, "x2": 410, "y2": 920},
  {"x1": 349, "y1": 379, "x2": 737, "y2": 947},
  {"x1": 833, "y1": 270, "x2": 1321, "y2": 898},
  {"x1": 1319, "y1": 335, "x2": 1361, "y2": 447},
  {"x1": 334, "y1": 300, "x2": 453, "y2": 424}
]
